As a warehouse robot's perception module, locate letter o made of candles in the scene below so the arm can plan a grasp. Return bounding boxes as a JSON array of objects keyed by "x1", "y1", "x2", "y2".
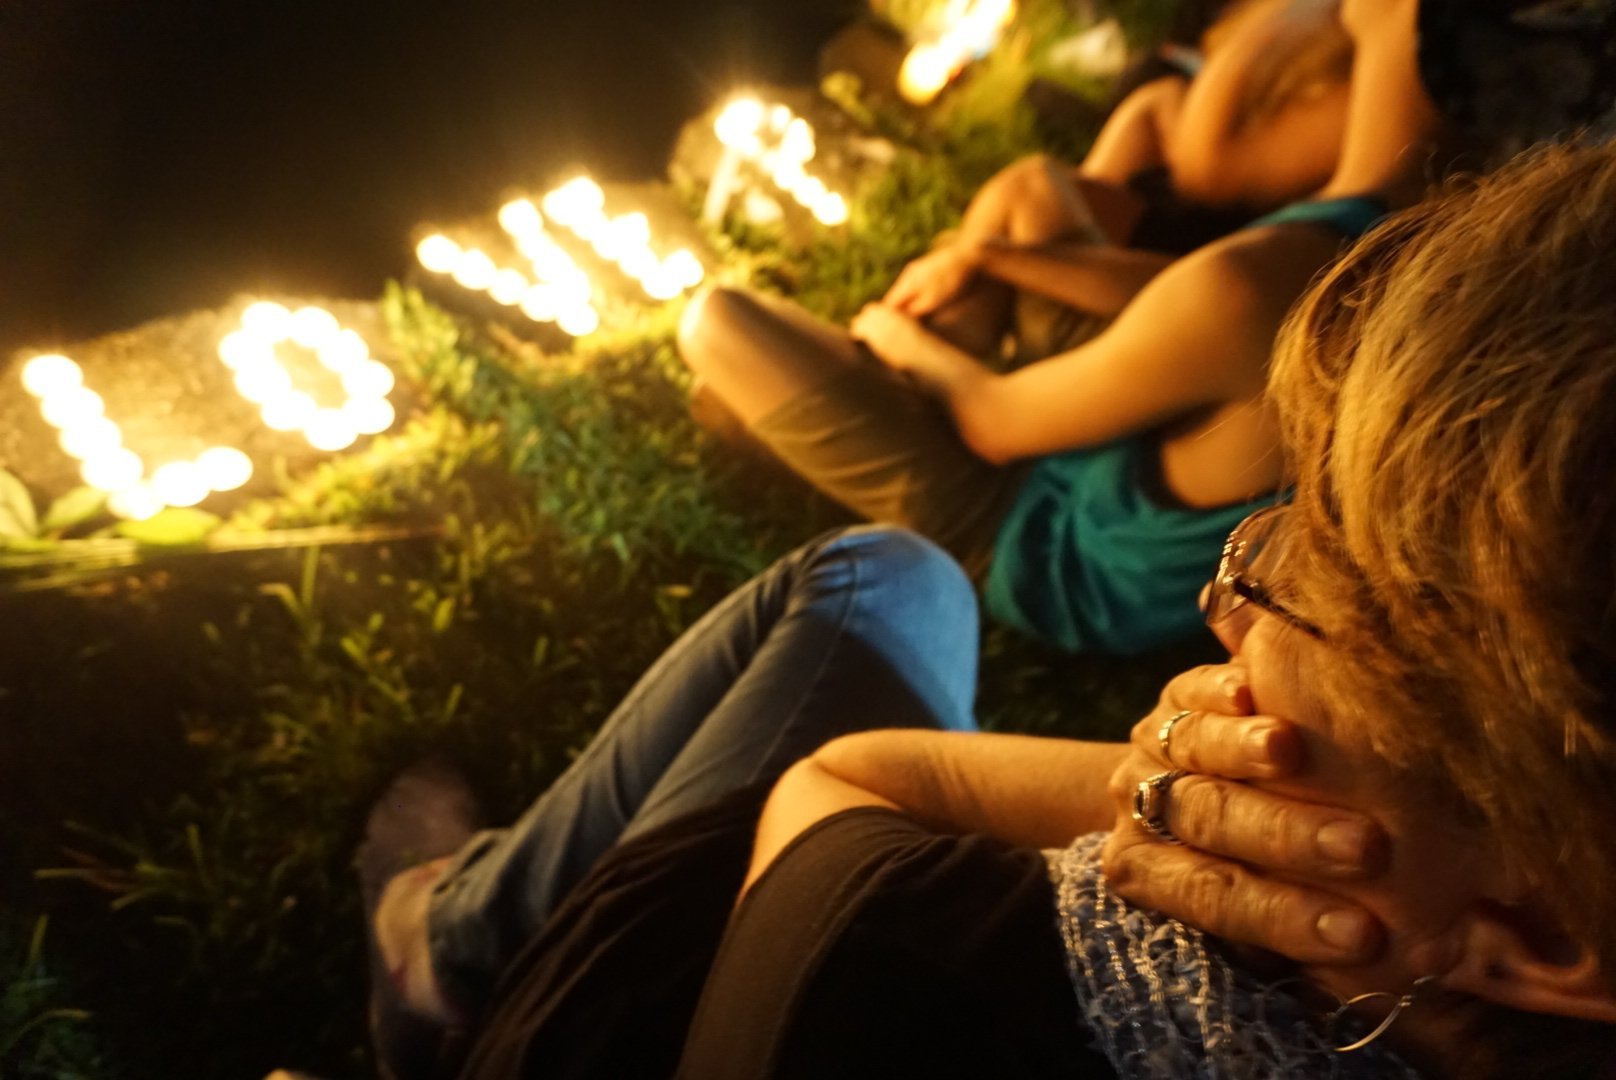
[{"x1": 217, "y1": 302, "x2": 397, "y2": 455}]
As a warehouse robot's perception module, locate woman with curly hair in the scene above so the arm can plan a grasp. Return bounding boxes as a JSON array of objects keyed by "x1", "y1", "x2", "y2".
[{"x1": 336, "y1": 138, "x2": 1616, "y2": 1080}]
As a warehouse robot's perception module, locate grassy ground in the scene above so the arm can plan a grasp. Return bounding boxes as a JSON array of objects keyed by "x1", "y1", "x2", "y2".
[{"x1": 0, "y1": 3, "x2": 1215, "y2": 1075}]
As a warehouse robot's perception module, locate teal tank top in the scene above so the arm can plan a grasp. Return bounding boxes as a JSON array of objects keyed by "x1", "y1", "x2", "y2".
[
  {"x1": 982, "y1": 196, "x2": 1388, "y2": 653},
  {"x1": 983, "y1": 439, "x2": 1273, "y2": 653},
  {"x1": 1244, "y1": 194, "x2": 1389, "y2": 237}
]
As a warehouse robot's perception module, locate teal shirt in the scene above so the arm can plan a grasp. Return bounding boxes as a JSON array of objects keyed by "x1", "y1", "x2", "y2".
[
  {"x1": 983, "y1": 195, "x2": 1388, "y2": 654},
  {"x1": 983, "y1": 438, "x2": 1276, "y2": 654}
]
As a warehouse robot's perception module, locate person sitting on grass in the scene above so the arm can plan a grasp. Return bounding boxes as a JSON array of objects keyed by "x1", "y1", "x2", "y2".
[
  {"x1": 889, "y1": 0, "x2": 1354, "y2": 364},
  {"x1": 676, "y1": 0, "x2": 1433, "y2": 656},
  {"x1": 315, "y1": 138, "x2": 1616, "y2": 1080}
]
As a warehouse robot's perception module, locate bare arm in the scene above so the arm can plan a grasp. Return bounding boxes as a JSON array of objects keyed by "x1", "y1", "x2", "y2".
[
  {"x1": 743, "y1": 666, "x2": 1394, "y2": 970},
  {"x1": 1169, "y1": 0, "x2": 1348, "y2": 205},
  {"x1": 857, "y1": 238, "x2": 1292, "y2": 464},
  {"x1": 973, "y1": 240, "x2": 1174, "y2": 318},
  {"x1": 882, "y1": 157, "x2": 1153, "y2": 318},
  {"x1": 1322, "y1": 0, "x2": 1437, "y2": 203},
  {"x1": 745, "y1": 730, "x2": 1128, "y2": 892}
]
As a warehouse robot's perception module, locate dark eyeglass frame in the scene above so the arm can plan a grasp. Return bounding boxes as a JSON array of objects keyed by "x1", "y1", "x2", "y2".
[{"x1": 1205, "y1": 505, "x2": 1326, "y2": 641}]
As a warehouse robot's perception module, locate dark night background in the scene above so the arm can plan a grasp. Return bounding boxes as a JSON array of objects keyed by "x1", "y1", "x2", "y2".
[{"x1": 0, "y1": 0, "x2": 858, "y2": 357}]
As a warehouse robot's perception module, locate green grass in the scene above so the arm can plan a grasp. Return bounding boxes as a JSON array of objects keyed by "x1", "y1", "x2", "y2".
[
  {"x1": 0, "y1": 6, "x2": 1210, "y2": 1075},
  {"x1": 0, "y1": 918, "x2": 108, "y2": 1080}
]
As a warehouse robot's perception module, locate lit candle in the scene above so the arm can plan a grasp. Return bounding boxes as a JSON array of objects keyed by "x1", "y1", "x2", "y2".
[
  {"x1": 196, "y1": 447, "x2": 254, "y2": 492},
  {"x1": 899, "y1": 0, "x2": 1017, "y2": 105},
  {"x1": 529, "y1": 177, "x2": 703, "y2": 303},
  {"x1": 151, "y1": 461, "x2": 209, "y2": 508},
  {"x1": 81, "y1": 448, "x2": 144, "y2": 493},
  {"x1": 20, "y1": 354, "x2": 84, "y2": 398},
  {"x1": 20, "y1": 351, "x2": 266, "y2": 515},
  {"x1": 706, "y1": 97, "x2": 765, "y2": 225},
  {"x1": 705, "y1": 95, "x2": 848, "y2": 228},
  {"x1": 108, "y1": 484, "x2": 163, "y2": 522},
  {"x1": 219, "y1": 303, "x2": 396, "y2": 450},
  {"x1": 412, "y1": 195, "x2": 606, "y2": 335}
]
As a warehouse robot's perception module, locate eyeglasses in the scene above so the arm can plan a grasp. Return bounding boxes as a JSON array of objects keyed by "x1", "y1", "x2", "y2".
[{"x1": 1203, "y1": 505, "x2": 1325, "y2": 640}]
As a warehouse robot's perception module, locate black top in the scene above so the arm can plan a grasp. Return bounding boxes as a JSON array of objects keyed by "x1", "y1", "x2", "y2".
[
  {"x1": 1126, "y1": 165, "x2": 1259, "y2": 256},
  {"x1": 458, "y1": 786, "x2": 1116, "y2": 1079}
]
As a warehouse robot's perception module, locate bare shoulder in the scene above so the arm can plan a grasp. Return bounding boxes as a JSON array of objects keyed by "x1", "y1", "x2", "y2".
[
  {"x1": 1107, "y1": 224, "x2": 1344, "y2": 399},
  {"x1": 1206, "y1": 224, "x2": 1352, "y2": 308},
  {"x1": 1132, "y1": 225, "x2": 1333, "y2": 336}
]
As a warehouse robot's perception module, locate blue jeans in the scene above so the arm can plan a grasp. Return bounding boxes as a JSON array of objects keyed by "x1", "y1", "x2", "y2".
[{"x1": 427, "y1": 526, "x2": 981, "y2": 1015}]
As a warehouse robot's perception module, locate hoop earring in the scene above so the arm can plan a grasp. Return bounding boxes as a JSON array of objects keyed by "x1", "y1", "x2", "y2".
[{"x1": 1258, "y1": 974, "x2": 1441, "y2": 1053}]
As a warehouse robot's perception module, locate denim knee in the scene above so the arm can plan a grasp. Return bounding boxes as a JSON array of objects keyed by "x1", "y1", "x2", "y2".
[
  {"x1": 810, "y1": 524, "x2": 976, "y2": 620},
  {"x1": 798, "y1": 526, "x2": 980, "y2": 731}
]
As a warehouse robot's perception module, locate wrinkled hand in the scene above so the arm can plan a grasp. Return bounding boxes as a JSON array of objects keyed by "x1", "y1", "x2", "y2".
[
  {"x1": 883, "y1": 243, "x2": 983, "y2": 317},
  {"x1": 1101, "y1": 663, "x2": 1389, "y2": 965}
]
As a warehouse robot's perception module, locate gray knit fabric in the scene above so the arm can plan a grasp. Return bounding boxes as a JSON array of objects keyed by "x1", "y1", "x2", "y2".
[{"x1": 1046, "y1": 834, "x2": 1424, "y2": 1080}]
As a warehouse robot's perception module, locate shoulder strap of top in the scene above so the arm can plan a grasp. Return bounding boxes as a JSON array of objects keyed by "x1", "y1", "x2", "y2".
[{"x1": 1245, "y1": 196, "x2": 1390, "y2": 240}]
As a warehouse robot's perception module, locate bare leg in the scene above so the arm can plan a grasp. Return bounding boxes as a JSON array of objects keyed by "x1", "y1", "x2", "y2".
[
  {"x1": 1083, "y1": 75, "x2": 1187, "y2": 187},
  {"x1": 679, "y1": 287, "x2": 866, "y2": 426},
  {"x1": 679, "y1": 286, "x2": 1022, "y2": 569},
  {"x1": 684, "y1": 81, "x2": 1186, "y2": 403}
]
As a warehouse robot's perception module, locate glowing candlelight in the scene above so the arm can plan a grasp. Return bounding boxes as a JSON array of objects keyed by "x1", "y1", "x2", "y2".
[
  {"x1": 23, "y1": 348, "x2": 261, "y2": 514},
  {"x1": 305, "y1": 409, "x2": 358, "y2": 453},
  {"x1": 705, "y1": 95, "x2": 848, "y2": 227},
  {"x1": 489, "y1": 268, "x2": 529, "y2": 306},
  {"x1": 451, "y1": 249, "x2": 498, "y2": 291},
  {"x1": 60, "y1": 417, "x2": 123, "y2": 461},
  {"x1": 151, "y1": 461, "x2": 209, "y2": 508},
  {"x1": 525, "y1": 178, "x2": 702, "y2": 305},
  {"x1": 665, "y1": 249, "x2": 705, "y2": 290},
  {"x1": 233, "y1": 362, "x2": 294, "y2": 405},
  {"x1": 40, "y1": 387, "x2": 106, "y2": 429},
  {"x1": 497, "y1": 197, "x2": 544, "y2": 238},
  {"x1": 706, "y1": 97, "x2": 765, "y2": 224},
  {"x1": 261, "y1": 391, "x2": 318, "y2": 432},
  {"x1": 899, "y1": 0, "x2": 1017, "y2": 106},
  {"x1": 218, "y1": 303, "x2": 396, "y2": 452},
  {"x1": 81, "y1": 448, "x2": 145, "y2": 493},
  {"x1": 556, "y1": 306, "x2": 601, "y2": 338},
  {"x1": 342, "y1": 397, "x2": 395, "y2": 436},
  {"x1": 108, "y1": 484, "x2": 163, "y2": 522},
  {"x1": 416, "y1": 234, "x2": 462, "y2": 275},
  {"x1": 541, "y1": 177, "x2": 607, "y2": 229},
  {"x1": 195, "y1": 446, "x2": 254, "y2": 492},
  {"x1": 899, "y1": 43, "x2": 956, "y2": 105},
  {"x1": 219, "y1": 330, "x2": 274, "y2": 371},
  {"x1": 241, "y1": 300, "x2": 295, "y2": 340},
  {"x1": 417, "y1": 215, "x2": 603, "y2": 337},
  {"x1": 318, "y1": 329, "x2": 370, "y2": 371},
  {"x1": 288, "y1": 306, "x2": 340, "y2": 349},
  {"x1": 20, "y1": 354, "x2": 84, "y2": 398}
]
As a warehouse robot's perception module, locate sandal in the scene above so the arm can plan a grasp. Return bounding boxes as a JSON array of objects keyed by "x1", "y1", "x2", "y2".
[{"x1": 355, "y1": 760, "x2": 483, "y2": 1080}]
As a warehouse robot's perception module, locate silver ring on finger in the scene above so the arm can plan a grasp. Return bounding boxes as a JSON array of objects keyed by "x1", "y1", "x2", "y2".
[
  {"x1": 1132, "y1": 769, "x2": 1189, "y2": 845},
  {"x1": 1157, "y1": 709, "x2": 1192, "y2": 767}
]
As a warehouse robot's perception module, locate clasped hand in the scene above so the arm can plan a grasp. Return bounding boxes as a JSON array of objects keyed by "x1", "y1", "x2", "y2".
[
  {"x1": 882, "y1": 242, "x2": 983, "y2": 317},
  {"x1": 848, "y1": 302, "x2": 957, "y2": 391},
  {"x1": 1102, "y1": 662, "x2": 1389, "y2": 965}
]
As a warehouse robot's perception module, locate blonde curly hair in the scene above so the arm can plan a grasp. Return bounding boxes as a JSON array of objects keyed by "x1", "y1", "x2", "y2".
[{"x1": 1269, "y1": 140, "x2": 1616, "y2": 1070}]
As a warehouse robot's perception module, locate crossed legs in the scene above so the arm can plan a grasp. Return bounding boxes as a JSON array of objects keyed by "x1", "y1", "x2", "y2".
[
  {"x1": 376, "y1": 526, "x2": 982, "y2": 1025},
  {"x1": 677, "y1": 289, "x2": 1024, "y2": 573}
]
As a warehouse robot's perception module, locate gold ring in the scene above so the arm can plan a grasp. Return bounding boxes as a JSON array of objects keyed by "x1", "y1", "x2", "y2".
[
  {"x1": 1158, "y1": 709, "x2": 1191, "y2": 767},
  {"x1": 1131, "y1": 769, "x2": 1188, "y2": 844}
]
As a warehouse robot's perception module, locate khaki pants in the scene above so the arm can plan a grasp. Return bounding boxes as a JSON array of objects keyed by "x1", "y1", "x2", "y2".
[{"x1": 750, "y1": 295, "x2": 1108, "y2": 576}]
